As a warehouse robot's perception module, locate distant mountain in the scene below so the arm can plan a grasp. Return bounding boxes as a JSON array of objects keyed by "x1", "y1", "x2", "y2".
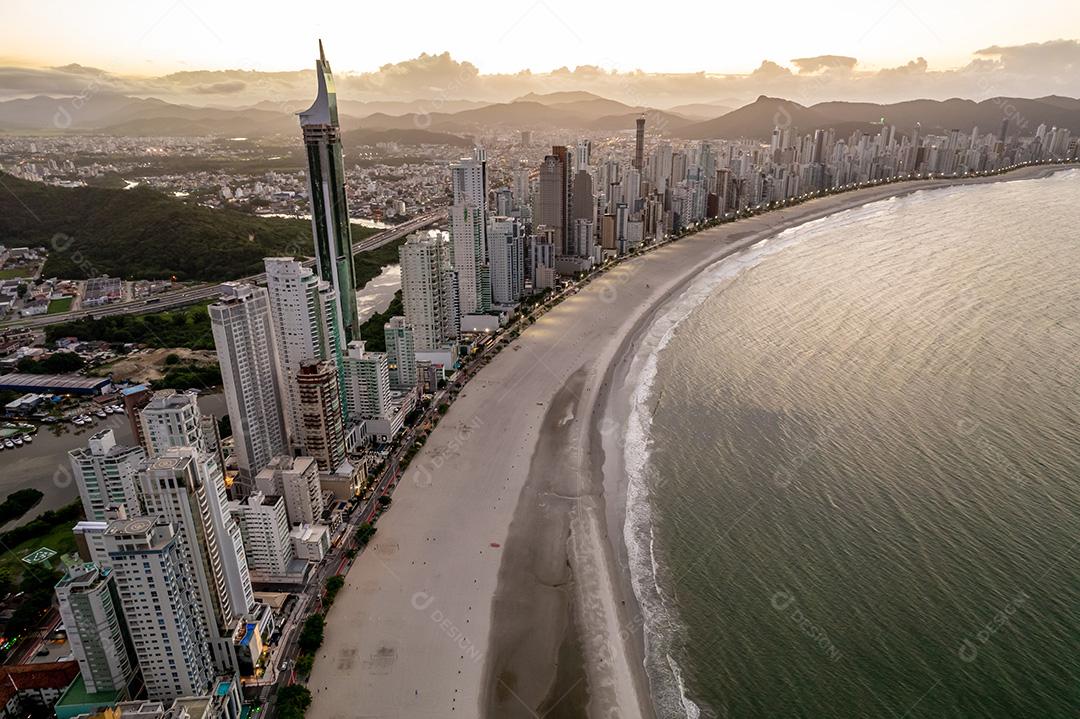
[
  {"x1": 588, "y1": 110, "x2": 693, "y2": 133},
  {"x1": 667, "y1": 102, "x2": 735, "y2": 120},
  {"x1": 676, "y1": 95, "x2": 1080, "y2": 140},
  {"x1": 515, "y1": 91, "x2": 608, "y2": 104},
  {"x1": 810, "y1": 97, "x2": 1080, "y2": 135},
  {"x1": 341, "y1": 127, "x2": 473, "y2": 147},
  {"x1": 0, "y1": 172, "x2": 314, "y2": 281},
  {"x1": 676, "y1": 96, "x2": 847, "y2": 140}
]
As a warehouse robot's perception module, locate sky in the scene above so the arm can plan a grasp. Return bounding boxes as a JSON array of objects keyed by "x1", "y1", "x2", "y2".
[{"x1": 3, "y1": 0, "x2": 1079, "y2": 76}]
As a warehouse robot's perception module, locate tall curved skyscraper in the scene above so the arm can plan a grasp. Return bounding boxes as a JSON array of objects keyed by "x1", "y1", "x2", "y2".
[{"x1": 299, "y1": 41, "x2": 359, "y2": 341}]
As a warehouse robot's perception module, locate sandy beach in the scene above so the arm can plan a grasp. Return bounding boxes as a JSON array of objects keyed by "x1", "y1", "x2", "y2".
[{"x1": 305, "y1": 163, "x2": 1074, "y2": 719}]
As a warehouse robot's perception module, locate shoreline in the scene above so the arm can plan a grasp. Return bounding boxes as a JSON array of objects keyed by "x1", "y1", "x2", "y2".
[{"x1": 303, "y1": 162, "x2": 1075, "y2": 719}]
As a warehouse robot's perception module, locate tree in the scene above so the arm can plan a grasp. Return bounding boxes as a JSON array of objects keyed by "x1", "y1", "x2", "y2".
[
  {"x1": 294, "y1": 654, "x2": 314, "y2": 677},
  {"x1": 377, "y1": 495, "x2": 392, "y2": 508},
  {"x1": 325, "y1": 575, "x2": 345, "y2": 605},
  {"x1": 298, "y1": 614, "x2": 325, "y2": 654},
  {"x1": 276, "y1": 684, "x2": 312, "y2": 719}
]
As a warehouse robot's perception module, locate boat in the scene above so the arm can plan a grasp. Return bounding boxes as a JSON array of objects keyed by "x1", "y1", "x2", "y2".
[
  {"x1": 1, "y1": 440, "x2": 10, "y2": 449},
  {"x1": 13, "y1": 438, "x2": 22, "y2": 447},
  {"x1": 94, "y1": 410, "x2": 107, "y2": 419},
  {"x1": 22, "y1": 434, "x2": 33, "y2": 443}
]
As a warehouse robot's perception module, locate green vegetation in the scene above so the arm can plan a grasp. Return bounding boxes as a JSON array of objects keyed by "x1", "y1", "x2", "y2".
[
  {"x1": 353, "y1": 237, "x2": 405, "y2": 290},
  {"x1": 0, "y1": 489, "x2": 43, "y2": 526},
  {"x1": 0, "y1": 172, "x2": 376, "y2": 281},
  {"x1": 0, "y1": 502, "x2": 81, "y2": 604},
  {"x1": 324, "y1": 575, "x2": 345, "y2": 605},
  {"x1": 293, "y1": 653, "x2": 314, "y2": 677},
  {"x1": 275, "y1": 685, "x2": 313, "y2": 719},
  {"x1": 16, "y1": 351, "x2": 85, "y2": 374},
  {"x1": 46, "y1": 296, "x2": 73, "y2": 314},
  {"x1": 46, "y1": 302, "x2": 214, "y2": 349},
  {"x1": 156, "y1": 362, "x2": 222, "y2": 391},
  {"x1": 356, "y1": 291, "x2": 403, "y2": 353},
  {"x1": 355, "y1": 523, "x2": 377, "y2": 548},
  {"x1": 0, "y1": 266, "x2": 35, "y2": 280},
  {"x1": 297, "y1": 614, "x2": 325, "y2": 654}
]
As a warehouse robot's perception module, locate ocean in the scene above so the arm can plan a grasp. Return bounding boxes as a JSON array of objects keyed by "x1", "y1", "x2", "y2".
[{"x1": 624, "y1": 170, "x2": 1080, "y2": 718}]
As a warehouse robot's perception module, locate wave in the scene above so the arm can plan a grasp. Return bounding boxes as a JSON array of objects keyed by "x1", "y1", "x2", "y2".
[{"x1": 620, "y1": 197, "x2": 907, "y2": 717}]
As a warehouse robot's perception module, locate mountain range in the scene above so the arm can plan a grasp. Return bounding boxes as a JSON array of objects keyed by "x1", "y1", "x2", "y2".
[{"x1": 1, "y1": 90, "x2": 1078, "y2": 142}]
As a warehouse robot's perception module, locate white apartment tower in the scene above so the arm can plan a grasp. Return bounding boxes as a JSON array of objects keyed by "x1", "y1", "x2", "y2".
[
  {"x1": 488, "y1": 216, "x2": 525, "y2": 305},
  {"x1": 254, "y1": 456, "x2": 324, "y2": 526},
  {"x1": 342, "y1": 341, "x2": 391, "y2": 423},
  {"x1": 138, "y1": 449, "x2": 254, "y2": 672},
  {"x1": 54, "y1": 561, "x2": 136, "y2": 695},
  {"x1": 399, "y1": 231, "x2": 459, "y2": 351},
  {"x1": 103, "y1": 518, "x2": 214, "y2": 702},
  {"x1": 263, "y1": 258, "x2": 345, "y2": 446},
  {"x1": 209, "y1": 282, "x2": 288, "y2": 493},
  {"x1": 230, "y1": 492, "x2": 294, "y2": 576},
  {"x1": 68, "y1": 429, "x2": 145, "y2": 521},
  {"x1": 140, "y1": 390, "x2": 207, "y2": 456},
  {"x1": 450, "y1": 152, "x2": 490, "y2": 315},
  {"x1": 383, "y1": 317, "x2": 417, "y2": 390}
]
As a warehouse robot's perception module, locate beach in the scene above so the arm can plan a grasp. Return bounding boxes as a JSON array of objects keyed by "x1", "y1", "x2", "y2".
[{"x1": 305, "y1": 163, "x2": 1072, "y2": 718}]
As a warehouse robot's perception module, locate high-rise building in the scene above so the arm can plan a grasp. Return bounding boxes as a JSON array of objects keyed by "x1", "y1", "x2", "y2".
[
  {"x1": 399, "y1": 230, "x2": 459, "y2": 351},
  {"x1": 634, "y1": 115, "x2": 646, "y2": 170},
  {"x1": 140, "y1": 390, "x2": 207, "y2": 457},
  {"x1": 488, "y1": 216, "x2": 525, "y2": 305},
  {"x1": 299, "y1": 42, "x2": 360, "y2": 342},
  {"x1": 254, "y1": 456, "x2": 324, "y2": 526},
  {"x1": 537, "y1": 147, "x2": 572, "y2": 256},
  {"x1": 450, "y1": 203, "x2": 490, "y2": 314},
  {"x1": 230, "y1": 492, "x2": 294, "y2": 576},
  {"x1": 68, "y1": 429, "x2": 144, "y2": 521},
  {"x1": 264, "y1": 257, "x2": 345, "y2": 442},
  {"x1": 138, "y1": 449, "x2": 254, "y2": 672},
  {"x1": 342, "y1": 341, "x2": 391, "y2": 423},
  {"x1": 295, "y1": 361, "x2": 346, "y2": 472},
  {"x1": 450, "y1": 152, "x2": 490, "y2": 315},
  {"x1": 54, "y1": 561, "x2": 136, "y2": 695},
  {"x1": 103, "y1": 518, "x2": 214, "y2": 701},
  {"x1": 384, "y1": 317, "x2": 417, "y2": 390},
  {"x1": 210, "y1": 282, "x2": 288, "y2": 493}
]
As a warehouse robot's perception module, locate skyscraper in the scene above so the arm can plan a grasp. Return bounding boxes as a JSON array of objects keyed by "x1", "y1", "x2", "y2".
[
  {"x1": 139, "y1": 390, "x2": 208, "y2": 457},
  {"x1": 384, "y1": 317, "x2": 417, "y2": 391},
  {"x1": 537, "y1": 147, "x2": 572, "y2": 256},
  {"x1": 254, "y1": 456, "x2": 324, "y2": 526},
  {"x1": 299, "y1": 41, "x2": 360, "y2": 341},
  {"x1": 103, "y1": 518, "x2": 214, "y2": 702},
  {"x1": 634, "y1": 115, "x2": 645, "y2": 170},
  {"x1": 295, "y1": 360, "x2": 346, "y2": 472},
  {"x1": 138, "y1": 449, "x2": 255, "y2": 672},
  {"x1": 450, "y1": 151, "x2": 490, "y2": 315},
  {"x1": 54, "y1": 561, "x2": 136, "y2": 695},
  {"x1": 68, "y1": 429, "x2": 144, "y2": 522},
  {"x1": 210, "y1": 282, "x2": 288, "y2": 492},
  {"x1": 264, "y1": 257, "x2": 346, "y2": 442},
  {"x1": 488, "y1": 216, "x2": 525, "y2": 305},
  {"x1": 399, "y1": 230, "x2": 459, "y2": 351}
]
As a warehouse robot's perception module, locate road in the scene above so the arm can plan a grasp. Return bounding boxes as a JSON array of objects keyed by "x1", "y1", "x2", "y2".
[{"x1": 2, "y1": 209, "x2": 446, "y2": 330}]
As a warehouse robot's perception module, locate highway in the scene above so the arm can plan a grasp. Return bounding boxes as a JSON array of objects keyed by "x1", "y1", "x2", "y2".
[{"x1": 2, "y1": 208, "x2": 446, "y2": 331}]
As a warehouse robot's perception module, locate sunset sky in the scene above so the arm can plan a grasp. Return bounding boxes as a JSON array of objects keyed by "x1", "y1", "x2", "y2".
[{"x1": 3, "y1": 0, "x2": 1079, "y2": 76}]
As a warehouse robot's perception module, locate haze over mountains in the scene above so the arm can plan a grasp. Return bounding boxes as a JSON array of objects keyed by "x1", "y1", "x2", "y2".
[{"x1": 1, "y1": 90, "x2": 1078, "y2": 142}]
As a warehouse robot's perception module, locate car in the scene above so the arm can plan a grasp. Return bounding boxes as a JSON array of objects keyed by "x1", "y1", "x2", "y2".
[
  {"x1": 36, "y1": 648, "x2": 50, "y2": 657},
  {"x1": 279, "y1": 659, "x2": 290, "y2": 671}
]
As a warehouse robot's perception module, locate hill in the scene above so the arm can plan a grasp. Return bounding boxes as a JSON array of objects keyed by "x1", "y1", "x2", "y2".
[
  {"x1": 341, "y1": 127, "x2": 473, "y2": 147},
  {"x1": 676, "y1": 95, "x2": 1080, "y2": 139},
  {"x1": 0, "y1": 173, "x2": 358, "y2": 281}
]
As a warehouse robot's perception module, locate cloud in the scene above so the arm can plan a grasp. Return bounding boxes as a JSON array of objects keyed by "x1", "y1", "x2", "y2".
[
  {"x1": 2, "y1": 39, "x2": 1080, "y2": 111},
  {"x1": 191, "y1": 80, "x2": 246, "y2": 94},
  {"x1": 973, "y1": 38, "x2": 1080, "y2": 78},
  {"x1": 791, "y1": 55, "x2": 858, "y2": 74}
]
